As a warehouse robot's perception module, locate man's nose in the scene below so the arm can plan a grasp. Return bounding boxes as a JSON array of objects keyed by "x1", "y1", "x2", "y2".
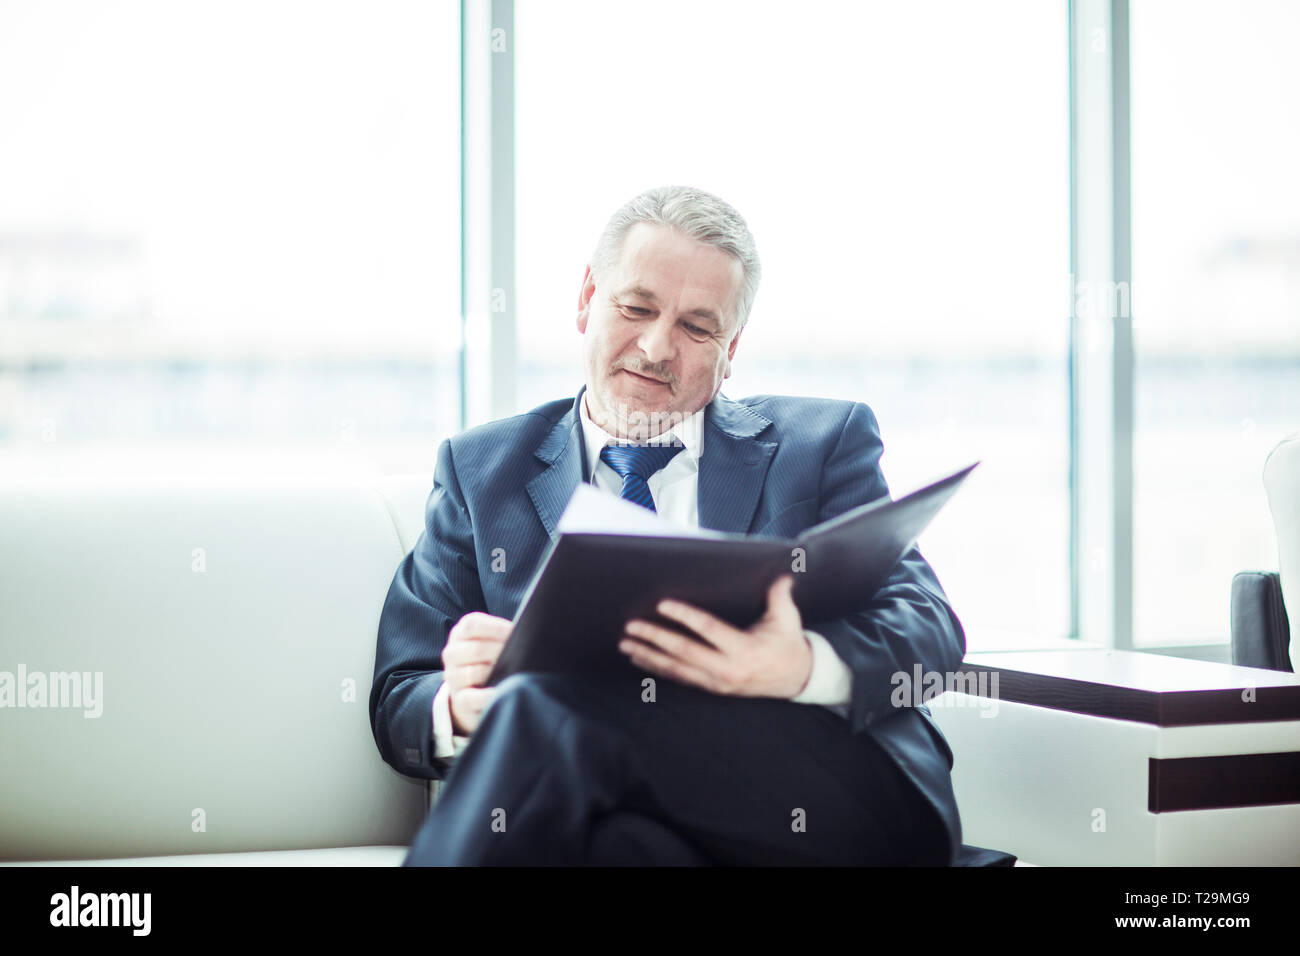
[{"x1": 636, "y1": 316, "x2": 676, "y2": 364}]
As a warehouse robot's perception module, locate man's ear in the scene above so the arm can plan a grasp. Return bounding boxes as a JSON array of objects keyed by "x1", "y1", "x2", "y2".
[
  {"x1": 723, "y1": 322, "x2": 744, "y2": 379},
  {"x1": 576, "y1": 266, "x2": 596, "y2": 334}
]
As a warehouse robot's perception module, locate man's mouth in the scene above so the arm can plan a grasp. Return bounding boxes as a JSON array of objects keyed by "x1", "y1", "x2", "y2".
[{"x1": 619, "y1": 369, "x2": 670, "y2": 386}]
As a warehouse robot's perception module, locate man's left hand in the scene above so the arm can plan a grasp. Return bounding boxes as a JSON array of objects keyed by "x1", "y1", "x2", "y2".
[{"x1": 620, "y1": 574, "x2": 813, "y2": 699}]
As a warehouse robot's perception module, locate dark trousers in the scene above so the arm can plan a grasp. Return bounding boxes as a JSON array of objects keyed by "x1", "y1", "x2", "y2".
[{"x1": 403, "y1": 671, "x2": 955, "y2": 866}]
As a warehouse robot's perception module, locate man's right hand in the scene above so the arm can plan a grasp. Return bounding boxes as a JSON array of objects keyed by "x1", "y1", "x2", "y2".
[{"x1": 444, "y1": 611, "x2": 512, "y2": 736}]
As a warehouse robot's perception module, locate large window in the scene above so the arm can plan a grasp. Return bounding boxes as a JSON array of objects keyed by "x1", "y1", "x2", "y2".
[
  {"x1": 516, "y1": 0, "x2": 1071, "y2": 650},
  {"x1": 0, "y1": 0, "x2": 461, "y2": 477},
  {"x1": 1130, "y1": 0, "x2": 1300, "y2": 646},
  {"x1": 7, "y1": 0, "x2": 1286, "y2": 656}
]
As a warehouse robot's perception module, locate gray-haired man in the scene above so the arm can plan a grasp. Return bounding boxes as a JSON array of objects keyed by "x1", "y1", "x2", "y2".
[{"x1": 371, "y1": 185, "x2": 965, "y2": 865}]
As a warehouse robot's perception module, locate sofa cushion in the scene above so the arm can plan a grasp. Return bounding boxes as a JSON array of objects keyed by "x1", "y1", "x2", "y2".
[{"x1": 0, "y1": 475, "x2": 431, "y2": 862}]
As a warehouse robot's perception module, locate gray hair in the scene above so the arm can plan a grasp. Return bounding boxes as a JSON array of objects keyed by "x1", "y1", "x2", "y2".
[{"x1": 589, "y1": 185, "x2": 761, "y2": 331}]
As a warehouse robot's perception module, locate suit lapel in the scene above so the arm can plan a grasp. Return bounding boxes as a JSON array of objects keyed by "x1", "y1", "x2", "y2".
[
  {"x1": 697, "y1": 393, "x2": 777, "y2": 534},
  {"x1": 526, "y1": 388, "x2": 587, "y2": 541}
]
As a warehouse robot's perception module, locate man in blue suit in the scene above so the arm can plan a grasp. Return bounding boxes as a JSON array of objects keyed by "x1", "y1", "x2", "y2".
[{"x1": 370, "y1": 185, "x2": 966, "y2": 865}]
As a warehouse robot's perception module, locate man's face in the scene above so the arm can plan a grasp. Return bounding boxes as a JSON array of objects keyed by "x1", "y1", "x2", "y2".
[{"x1": 576, "y1": 222, "x2": 745, "y2": 438}]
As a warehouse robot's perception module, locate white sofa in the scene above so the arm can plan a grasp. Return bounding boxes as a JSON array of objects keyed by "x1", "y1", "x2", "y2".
[
  {"x1": 1, "y1": 471, "x2": 1031, "y2": 867},
  {"x1": 0, "y1": 474, "x2": 434, "y2": 865}
]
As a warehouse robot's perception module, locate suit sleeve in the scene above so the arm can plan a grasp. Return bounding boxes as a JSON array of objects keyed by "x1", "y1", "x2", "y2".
[
  {"x1": 803, "y1": 402, "x2": 967, "y2": 735},
  {"x1": 369, "y1": 437, "x2": 487, "y2": 780}
]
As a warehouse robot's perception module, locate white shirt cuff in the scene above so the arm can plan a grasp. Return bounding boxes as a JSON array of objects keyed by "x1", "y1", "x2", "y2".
[
  {"x1": 431, "y1": 681, "x2": 472, "y2": 758},
  {"x1": 791, "y1": 628, "x2": 853, "y2": 710}
]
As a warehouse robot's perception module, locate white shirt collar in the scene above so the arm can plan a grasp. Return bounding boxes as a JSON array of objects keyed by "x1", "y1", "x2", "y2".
[{"x1": 578, "y1": 389, "x2": 706, "y2": 482}]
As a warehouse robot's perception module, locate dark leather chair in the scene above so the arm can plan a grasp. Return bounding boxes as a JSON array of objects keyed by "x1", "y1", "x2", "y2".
[
  {"x1": 1231, "y1": 571, "x2": 1292, "y2": 671},
  {"x1": 1229, "y1": 434, "x2": 1297, "y2": 673}
]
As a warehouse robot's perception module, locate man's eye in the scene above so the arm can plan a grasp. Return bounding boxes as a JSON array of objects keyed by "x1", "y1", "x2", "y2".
[
  {"x1": 684, "y1": 323, "x2": 709, "y2": 336},
  {"x1": 621, "y1": 305, "x2": 650, "y2": 316}
]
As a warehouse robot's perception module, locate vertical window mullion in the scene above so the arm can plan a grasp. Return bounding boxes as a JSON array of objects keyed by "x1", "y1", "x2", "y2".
[
  {"x1": 461, "y1": 0, "x2": 516, "y2": 428},
  {"x1": 1070, "y1": 0, "x2": 1133, "y2": 649}
]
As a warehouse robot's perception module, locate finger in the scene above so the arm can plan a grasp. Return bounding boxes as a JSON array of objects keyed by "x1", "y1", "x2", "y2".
[
  {"x1": 449, "y1": 613, "x2": 514, "y2": 643},
  {"x1": 764, "y1": 575, "x2": 800, "y2": 619},
  {"x1": 450, "y1": 631, "x2": 510, "y2": 646},
  {"x1": 654, "y1": 598, "x2": 738, "y2": 652},
  {"x1": 443, "y1": 641, "x2": 507, "y2": 668},
  {"x1": 619, "y1": 637, "x2": 730, "y2": 695},
  {"x1": 457, "y1": 685, "x2": 499, "y2": 712},
  {"x1": 623, "y1": 618, "x2": 723, "y2": 668},
  {"x1": 447, "y1": 628, "x2": 511, "y2": 649},
  {"x1": 449, "y1": 662, "x2": 494, "y2": 689}
]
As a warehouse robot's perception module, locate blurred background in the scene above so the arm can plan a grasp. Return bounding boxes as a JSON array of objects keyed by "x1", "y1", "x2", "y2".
[{"x1": 1, "y1": 0, "x2": 1296, "y2": 657}]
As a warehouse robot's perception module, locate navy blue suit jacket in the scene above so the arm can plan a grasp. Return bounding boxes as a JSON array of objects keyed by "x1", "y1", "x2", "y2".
[{"x1": 370, "y1": 386, "x2": 966, "y2": 848}]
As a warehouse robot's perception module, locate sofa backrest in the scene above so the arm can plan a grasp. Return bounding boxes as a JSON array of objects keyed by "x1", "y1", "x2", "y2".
[
  {"x1": 0, "y1": 474, "x2": 433, "y2": 861},
  {"x1": 1264, "y1": 434, "x2": 1300, "y2": 672}
]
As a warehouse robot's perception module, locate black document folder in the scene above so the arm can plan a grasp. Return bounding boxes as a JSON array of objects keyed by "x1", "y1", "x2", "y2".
[{"x1": 486, "y1": 461, "x2": 979, "y2": 684}]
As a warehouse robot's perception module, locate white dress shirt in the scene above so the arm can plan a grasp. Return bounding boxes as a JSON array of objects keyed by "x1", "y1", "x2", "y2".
[{"x1": 430, "y1": 393, "x2": 853, "y2": 758}]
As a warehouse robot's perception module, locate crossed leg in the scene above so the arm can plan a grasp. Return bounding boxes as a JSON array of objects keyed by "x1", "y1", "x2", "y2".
[{"x1": 403, "y1": 671, "x2": 954, "y2": 866}]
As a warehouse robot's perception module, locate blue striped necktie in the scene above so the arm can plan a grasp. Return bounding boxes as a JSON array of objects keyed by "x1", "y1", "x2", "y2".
[{"x1": 599, "y1": 443, "x2": 684, "y2": 512}]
